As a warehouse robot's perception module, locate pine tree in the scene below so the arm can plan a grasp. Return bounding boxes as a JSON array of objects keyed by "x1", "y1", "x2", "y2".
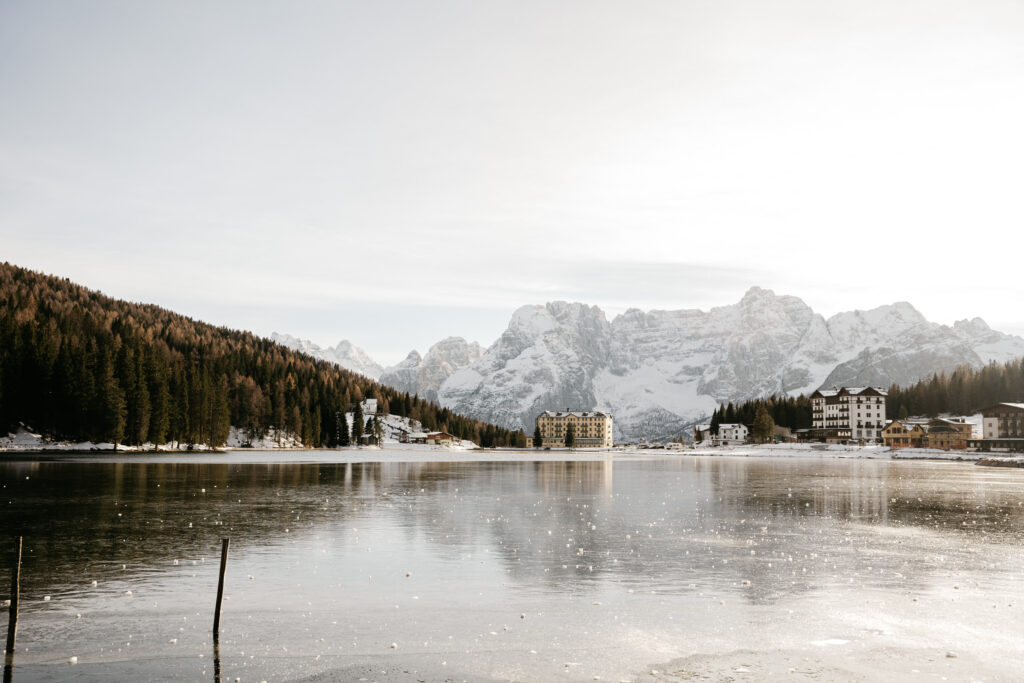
[
  {"x1": 373, "y1": 413, "x2": 383, "y2": 442},
  {"x1": 351, "y1": 401, "x2": 364, "y2": 444},
  {"x1": 96, "y1": 347, "x2": 125, "y2": 448},
  {"x1": 534, "y1": 422, "x2": 542, "y2": 449},
  {"x1": 337, "y1": 410, "x2": 350, "y2": 446},
  {"x1": 210, "y1": 374, "x2": 231, "y2": 447},
  {"x1": 565, "y1": 422, "x2": 576, "y2": 449},
  {"x1": 753, "y1": 405, "x2": 774, "y2": 443},
  {"x1": 710, "y1": 405, "x2": 721, "y2": 436}
]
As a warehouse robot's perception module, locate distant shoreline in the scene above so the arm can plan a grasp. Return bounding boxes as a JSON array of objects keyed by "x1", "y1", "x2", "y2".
[{"x1": 3, "y1": 442, "x2": 1023, "y2": 467}]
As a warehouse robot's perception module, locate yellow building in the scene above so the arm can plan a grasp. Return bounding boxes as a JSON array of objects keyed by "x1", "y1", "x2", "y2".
[
  {"x1": 882, "y1": 420, "x2": 914, "y2": 448},
  {"x1": 536, "y1": 411, "x2": 614, "y2": 448},
  {"x1": 921, "y1": 418, "x2": 972, "y2": 450},
  {"x1": 883, "y1": 418, "x2": 972, "y2": 450}
]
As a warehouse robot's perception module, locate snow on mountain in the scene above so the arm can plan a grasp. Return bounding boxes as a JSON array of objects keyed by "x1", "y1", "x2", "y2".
[
  {"x1": 270, "y1": 333, "x2": 384, "y2": 379},
  {"x1": 432, "y1": 288, "x2": 1024, "y2": 442},
  {"x1": 440, "y1": 303, "x2": 611, "y2": 430},
  {"x1": 379, "y1": 337, "x2": 483, "y2": 403},
  {"x1": 277, "y1": 289, "x2": 1024, "y2": 442},
  {"x1": 378, "y1": 350, "x2": 423, "y2": 394}
]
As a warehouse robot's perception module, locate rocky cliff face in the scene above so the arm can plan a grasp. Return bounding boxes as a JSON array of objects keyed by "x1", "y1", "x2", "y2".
[
  {"x1": 281, "y1": 289, "x2": 1024, "y2": 442},
  {"x1": 379, "y1": 337, "x2": 483, "y2": 403},
  {"x1": 432, "y1": 288, "x2": 1024, "y2": 441}
]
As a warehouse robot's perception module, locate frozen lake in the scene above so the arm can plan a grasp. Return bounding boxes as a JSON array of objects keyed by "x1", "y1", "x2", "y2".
[{"x1": 2, "y1": 450, "x2": 1023, "y2": 681}]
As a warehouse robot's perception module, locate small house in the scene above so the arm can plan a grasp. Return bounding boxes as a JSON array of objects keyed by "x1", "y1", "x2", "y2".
[
  {"x1": 426, "y1": 431, "x2": 457, "y2": 446},
  {"x1": 716, "y1": 423, "x2": 748, "y2": 446}
]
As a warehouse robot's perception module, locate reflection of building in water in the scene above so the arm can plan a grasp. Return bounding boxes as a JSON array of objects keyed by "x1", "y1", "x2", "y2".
[
  {"x1": 535, "y1": 411, "x2": 614, "y2": 447},
  {"x1": 534, "y1": 459, "x2": 613, "y2": 496}
]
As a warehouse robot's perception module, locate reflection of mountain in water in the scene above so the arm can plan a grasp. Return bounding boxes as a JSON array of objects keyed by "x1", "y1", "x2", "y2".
[{"x1": 3, "y1": 457, "x2": 1023, "y2": 607}]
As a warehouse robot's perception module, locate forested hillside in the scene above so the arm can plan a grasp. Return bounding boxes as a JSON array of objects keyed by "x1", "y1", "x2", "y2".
[
  {"x1": 887, "y1": 358, "x2": 1024, "y2": 418},
  {"x1": 708, "y1": 395, "x2": 813, "y2": 435},
  {"x1": 711, "y1": 357, "x2": 1024, "y2": 433},
  {"x1": 0, "y1": 263, "x2": 524, "y2": 448}
]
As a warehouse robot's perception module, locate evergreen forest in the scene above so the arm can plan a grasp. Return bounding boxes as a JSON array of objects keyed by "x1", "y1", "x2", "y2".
[
  {"x1": 710, "y1": 357, "x2": 1024, "y2": 434},
  {"x1": 0, "y1": 263, "x2": 525, "y2": 449}
]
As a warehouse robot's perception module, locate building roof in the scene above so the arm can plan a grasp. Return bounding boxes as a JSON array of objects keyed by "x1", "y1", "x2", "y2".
[
  {"x1": 718, "y1": 423, "x2": 746, "y2": 429},
  {"x1": 540, "y1": 411, "x2": 613, "y2": 418},
  {"x1": 985, "y1": 402, "x2": 1024, "y2": 411},
  {"x1": 811, "y1": 386, "x2": 888, "y2": 399}
]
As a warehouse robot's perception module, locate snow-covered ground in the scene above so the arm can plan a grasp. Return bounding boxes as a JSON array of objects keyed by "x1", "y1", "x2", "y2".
[
  {"x1": 0, "y1": 426, "x2": 309, "y2": 452},
  {"x1": 615, "y1": 442, "x2": 993, "y2": 462},
  {"x1": 1, "y1": 414, "x2": 479, "y2": 452}
]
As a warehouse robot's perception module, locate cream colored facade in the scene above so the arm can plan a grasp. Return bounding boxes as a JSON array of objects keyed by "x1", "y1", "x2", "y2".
[
  {"x1": 811, "y1": 386, "x2": 887, "y2": 442},
  {"x1": 536, "y1": 411, "x2": 614, "y2": 448}
]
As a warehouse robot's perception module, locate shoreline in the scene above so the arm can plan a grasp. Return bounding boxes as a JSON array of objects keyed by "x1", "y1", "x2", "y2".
[{"x1": 3, "y1": 441, "x2": 1023, "y2": 466}]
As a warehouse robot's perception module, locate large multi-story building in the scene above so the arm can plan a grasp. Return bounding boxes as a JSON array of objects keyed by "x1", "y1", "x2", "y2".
[
  {"x1": 535, "y1": 410, "x2": 614, "y2": 448},
  {"x1": 810, "y1": 386, "x2": 887, "y2": 442},
  {"x1": 971, "y1": 403, "x2": 1024, "y2": 452},
  {"x1": 981, "y1": 403, "x2": 1024, "y2": 439}
]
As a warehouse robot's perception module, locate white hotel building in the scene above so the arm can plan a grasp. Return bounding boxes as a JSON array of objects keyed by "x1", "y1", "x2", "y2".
[
  {"x1": 535, "y1": 410, "x2": 614, "y2": 448},
  {"x1": 810, "y1": 386, "x2": 887, "y2": 442}
]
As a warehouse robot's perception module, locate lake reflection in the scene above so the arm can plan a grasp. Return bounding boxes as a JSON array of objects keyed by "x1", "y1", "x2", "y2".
[{"x1": 2, "y1": 453, "x2": 1024, "y2": 681}]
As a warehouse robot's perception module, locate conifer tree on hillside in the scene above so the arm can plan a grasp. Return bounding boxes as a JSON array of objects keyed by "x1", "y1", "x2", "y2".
[
  {"x1": 753, "y1": 405, "x2": 775, "y2": 443},
  {"x1": 0, "y1": 262, "x2": 522, "y2": 448},
  {"x1": 534, "y1": 422, "x2": 542, "y2": 449},
  {"x1": 351, "y1": 402, "x2": 364, "y2": 444},
  {"x1": 337, "y1": 410, "x2": 350, "y2": 447},
  {"x1": 710, "y1": 406, "x2": 721, "y2": 436}
]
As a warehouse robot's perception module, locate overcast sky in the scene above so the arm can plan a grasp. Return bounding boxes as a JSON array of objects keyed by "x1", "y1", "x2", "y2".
[{"x1": 3, "y1": 0, "x2": 1023, "y2": 365}]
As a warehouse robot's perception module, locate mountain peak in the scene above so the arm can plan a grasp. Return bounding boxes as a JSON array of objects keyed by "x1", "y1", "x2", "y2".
[
  {"x1": 741, "y1": 285, "x2": 776, "y2": 301},
  {"x1": 271, "y1": 333, "x2": 383, "y2": 379}
]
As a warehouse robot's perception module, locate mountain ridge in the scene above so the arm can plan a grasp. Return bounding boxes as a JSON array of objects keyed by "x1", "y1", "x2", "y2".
[{"x1": 280, "y1": 287, "x2": 1024, "y2": 441}]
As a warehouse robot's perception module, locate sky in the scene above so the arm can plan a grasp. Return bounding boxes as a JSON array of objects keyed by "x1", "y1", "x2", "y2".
[{"x1": 3, "y1": 0, "x2": 1023, "y2": 366}]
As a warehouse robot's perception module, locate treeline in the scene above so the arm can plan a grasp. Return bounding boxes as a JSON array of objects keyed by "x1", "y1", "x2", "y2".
[
  {"x1": 887, "y1": 358, "x2": 1024, "y2": 418},
  {"x1": 708, "y1": 356, "x2": 1024, "y2": 433},
  {"x1": 0, "y1": 263, "x2": 525, "y2": 448},
  {"x1": 709, "y1": 395, "x2": 812, "y2": 434}
]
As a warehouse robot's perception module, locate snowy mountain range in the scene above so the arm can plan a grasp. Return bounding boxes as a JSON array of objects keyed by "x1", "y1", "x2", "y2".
[
  {"x1": 274, "y1": 288, "x2": 1024, "y2": 441},
  {"x1": 269, "y1": 333, "x2": 384, "y2": 379}
]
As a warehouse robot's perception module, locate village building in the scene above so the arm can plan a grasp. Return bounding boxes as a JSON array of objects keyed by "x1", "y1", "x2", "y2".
[
  {"x1": 693, "y1": 424, "x2": 712, "y2": 444},
  {"x1": 882, "y1": 420, "x2": 913, "y2": 448},
  {"x1": 969, "y1": 403, "x2": 1024, "y2": 452},
  {"x1": 810, "y1": 386, "x2": 887, "y2": 442},
  {"x1": 426, "y1": 431, "x2": 458, "y2": 446},
  {"x1": 981, "y1": 403, "x2": 1024, "y2": 439},
  {"x1": 716, "y1": 423, "x2": 748, "y2": 445},
  {"x1": 401, "y1": 431, "x2": 429, "y2": 444},
  {"x1": 922, "y1": 417, "x2": 972, "y2": 450},
  {"x1": 884, "y1": 417, "x2": 974, "y2": 450},
  {"x1": 535, "y1": 411, "x2": 614, "y2": 448}
]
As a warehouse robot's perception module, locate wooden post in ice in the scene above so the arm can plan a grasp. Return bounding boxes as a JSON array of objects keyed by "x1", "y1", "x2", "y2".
[
  {"x1": 212, "y1": 538, "x2": 229, "y2": 643},
  {"x1": 4, "y1": 537, "x2": 21, "y2": 672}
]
